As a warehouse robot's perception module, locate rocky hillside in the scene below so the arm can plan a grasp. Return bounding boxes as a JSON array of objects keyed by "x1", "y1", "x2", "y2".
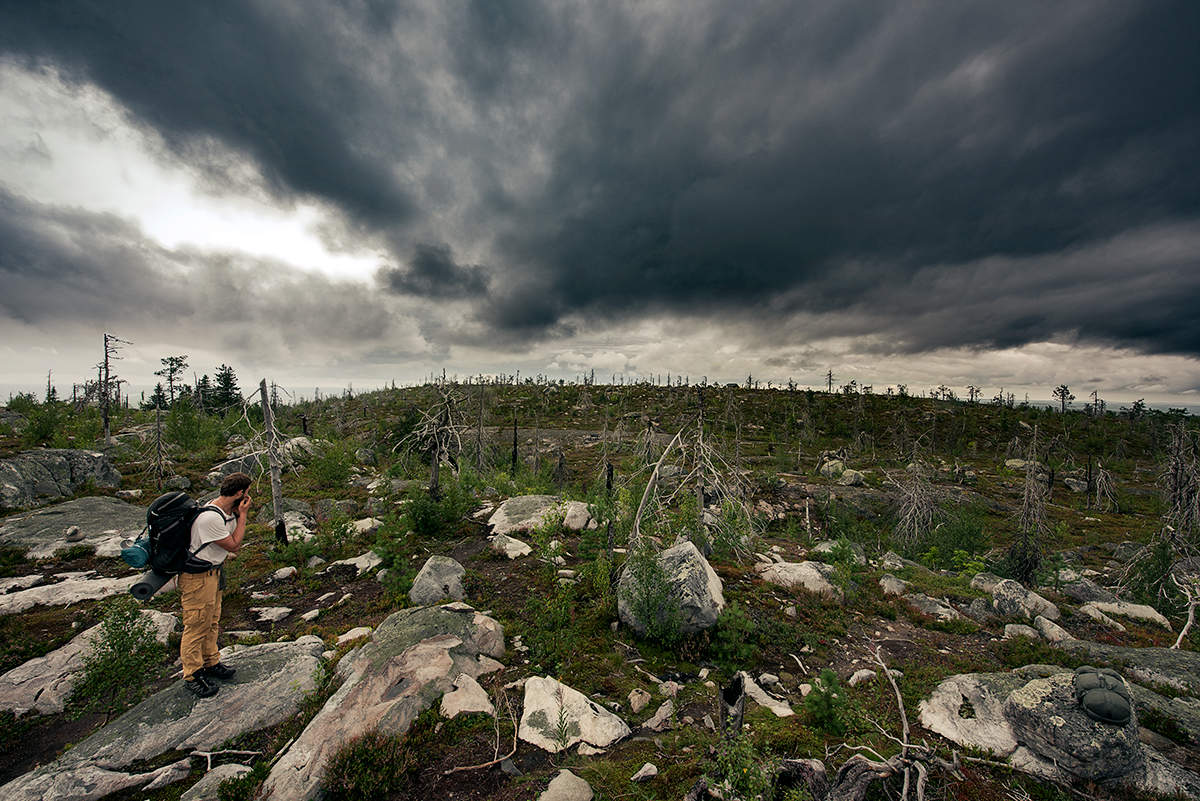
[{"x1": 0, "y1": 384, "x2": 1197, "y2": 801}]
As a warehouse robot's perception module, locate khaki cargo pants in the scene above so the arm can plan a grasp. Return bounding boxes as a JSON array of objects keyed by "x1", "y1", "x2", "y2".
[{"x1": 179, "y1": 567, "x2": 223, "y2": 680}]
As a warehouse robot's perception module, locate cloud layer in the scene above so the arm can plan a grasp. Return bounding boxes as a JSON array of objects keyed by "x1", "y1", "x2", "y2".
[{"x1": 0, "y1": 0, "x2": 1198, "y2": 389}]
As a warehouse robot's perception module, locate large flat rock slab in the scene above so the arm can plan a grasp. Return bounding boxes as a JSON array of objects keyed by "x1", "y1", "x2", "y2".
[
  {"x1": 488, "y1": 495, "x2": 561, "y2": 535},
  {"x1": 0, "y1": 636, "x2": 325, "y2": 801},
  {"x1": 0, "y1": 497, "x2": 145, "y2": 559},
  {"x1": 0, "y1": 449, "x2": 121, "y2": 511},
  {"x1": 0, "y1": 573, "x2": 139, "y2": 615},
  {"x1": 0, "y1": 610, "x2": 176, "y2": 716},
  {"x1": 261, "y1": 604, "x2": 504, "y2": 801}
]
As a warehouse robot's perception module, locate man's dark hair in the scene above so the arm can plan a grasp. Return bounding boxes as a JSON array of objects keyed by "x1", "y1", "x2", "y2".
[{"x1": 219, "y1": 472, "x2": 252, "y2": 497}]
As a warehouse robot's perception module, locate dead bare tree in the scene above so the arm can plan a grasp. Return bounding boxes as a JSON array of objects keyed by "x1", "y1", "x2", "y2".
[
  {"x1": 1008, "y1": 426, "x2": 1046, "y2": 585},
  {"x1": 394, "y1": 385, "x2": 469, "y2": 497},
  {"x1": 887, "y1": 462, "x2": 940, "y2": 552},
  {"x1": 1171, "y1": 572, "x2": 1200, "y2": 649}
]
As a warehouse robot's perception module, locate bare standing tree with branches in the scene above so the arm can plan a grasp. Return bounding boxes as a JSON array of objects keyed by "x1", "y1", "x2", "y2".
[{"x1": 394, "y1": 386, "x2": 469, "y2": 497}]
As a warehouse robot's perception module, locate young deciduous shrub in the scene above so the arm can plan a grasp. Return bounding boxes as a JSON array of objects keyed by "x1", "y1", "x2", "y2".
[
  {"x1": 401, "y1": 481, "x2": 474, "y2": 539},
  {"x1": 711, "y1": 733, "x2": 774, "y2": 800},
  {"x1": 68, "y1": 596, "x2": 164, "y2": 720},
  {"x1": 623, "y1": 541, "x2": 683, "y2": 647}
]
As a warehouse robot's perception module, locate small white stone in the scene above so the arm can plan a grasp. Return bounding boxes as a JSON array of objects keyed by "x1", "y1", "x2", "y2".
[
  {"x1": 336, "y1": 626, "x2": 372, "y2": 646},
  {"x1": 630, "y1": 763, "x2": 658, "y2": 782}
]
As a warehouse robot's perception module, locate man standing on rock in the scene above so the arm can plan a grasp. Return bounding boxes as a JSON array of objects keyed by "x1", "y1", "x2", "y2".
[{"x1": 181, "y1": 472, "x2": 251, "y2": 699}]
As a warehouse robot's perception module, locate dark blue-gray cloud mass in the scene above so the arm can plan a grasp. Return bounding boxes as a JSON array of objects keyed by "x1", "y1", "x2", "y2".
[{"x1": 1, "y1": 0, "x2": 1198, "y2": 356}]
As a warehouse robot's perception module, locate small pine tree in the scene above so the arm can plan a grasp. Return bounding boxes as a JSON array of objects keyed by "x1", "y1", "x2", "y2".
[{"x1": 212, "y1": 364, "x2": 241, "y2": 411}]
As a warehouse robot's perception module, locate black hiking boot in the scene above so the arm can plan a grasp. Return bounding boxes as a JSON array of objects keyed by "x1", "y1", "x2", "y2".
[
  {"x1": 184, "y1": 675, "x2": 219, "y2": 698},
  {"x1": 200, "y1": 663, "x2": 236, "y2": 681}
]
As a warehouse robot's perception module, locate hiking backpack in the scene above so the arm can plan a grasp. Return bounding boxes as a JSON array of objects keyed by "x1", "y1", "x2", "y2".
[{"x1": 143, "y1": 491, "x2": 224, "y2": 575}]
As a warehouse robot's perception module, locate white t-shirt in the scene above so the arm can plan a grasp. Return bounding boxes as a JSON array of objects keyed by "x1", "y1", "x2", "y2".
[{"x1": 190, "y1": 505, "x2": 236, "y2": 566}]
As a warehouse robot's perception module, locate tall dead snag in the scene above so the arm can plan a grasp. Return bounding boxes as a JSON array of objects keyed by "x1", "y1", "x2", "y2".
[
  {"x1": 395, "y1": 386, "x2": 468, "y2": 498},
  {"x1": 100, "y1": 332, "x2": 130, "y2": 447},
  {"x1": 1008, "y1": 425, "x2": 1046, "y2": 585},
  {"x1": 887, "y1": 461, "x2": 939, "y2": 552},
  {"x1": 258, "y1": 380, "x2": 287, "y2": 545}
]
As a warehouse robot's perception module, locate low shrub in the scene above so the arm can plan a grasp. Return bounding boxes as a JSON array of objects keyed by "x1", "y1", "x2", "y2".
[
  {"x1": 803, "y1": 668, "x2": 848, "y2": 735},
  {"x1": 68, "y1": 596, "x2": 164, "y2": 720}
]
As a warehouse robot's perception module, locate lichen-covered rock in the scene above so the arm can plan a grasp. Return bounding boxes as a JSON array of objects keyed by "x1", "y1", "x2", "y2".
[
  {"x1": 1003, "y1": 672, "x2": 1142, "y2": 780},
  {"x1": 617, "y1": 541, "x2": 725, "y2": 635},
  {"x1": 180, "y1": 763, "x2": 251, "y2": 801},
  {"x1": 409, "y1": 555, "x2": 466, "y2": 605},
  {"x1": 1060, "y1": 578, "x2": 1119, "y2": 604},
  {"x1": 879, "y1": 574, "x2": 908, "y2": 596},
  {"x1": 904, "y1": 593, "x2": 963, "y2": 621},
  {"x1": 1033, "y1": 615, "x2": 1075, "y2": 643},
  {"x1": 488, "y1": 495, "x2": 561, "y2": 535},
  {"x1": 1080, "y1": 601, "x2": 1171, "y2": 631},
  {"x1": 0, "y1": 496, "x2": 143, "y2": 558},
  {"x1": 519, "y1": 676, "x2": 631, "y2": 752},
  {"x1": 491, "y1": 533, "x2": 532, "y2": 559},
  {"x1": 992, "y1": 579, "x2": 1059, "y2": 621},
  {"x1": 0, "y1": 449, "x2": 121, "y2": 510},
  {"x1": 261, "y1": 605, "x2": 504, "y2": 801},
  {"x1": 756, "y1": 560, "x2": 841, "y2": 601},
  {"x1": 0, "y1": 637, "x2": 325, "y2": 801}
]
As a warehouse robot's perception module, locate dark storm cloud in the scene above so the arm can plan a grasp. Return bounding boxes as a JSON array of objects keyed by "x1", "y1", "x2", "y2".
[
  {"x1": 0, "y1": 188, "x2": 409, "y2": 355},
  {"x1": 2, "y1": 1, "x2": 1198, "y2": 355},
  {"x1": 377, "y1": 242, "x2": 489, "y2": 299}
]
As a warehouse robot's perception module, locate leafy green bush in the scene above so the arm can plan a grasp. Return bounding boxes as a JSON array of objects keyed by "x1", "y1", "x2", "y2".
[
  {"x1": 24, "y1": 401, "x2": 62, "y2": 446},
  {"x1": 166, "y1": 395, "x2": 225, "y2": 450},
  {"x1": 523, "y1": 582, "x2": 580, "y2": 673},
  {"x1": 401, "y1": 481, "x2": 474, "y2": 539},
  {"x1": 803, "y1": 668, "x2": 847, "y2": 735},
  {"x1": 912, "y1": 505, "x2": 989, "y2": 571},
  {"x1": 68, "y1": 596, "x2": 164, "y2": 720},
  {"x1": 306, "y1": 443, "x2": 353, "y2": 489},
  {"x1": 711, "y1": 733, "x2": 774, "y2": 800}
]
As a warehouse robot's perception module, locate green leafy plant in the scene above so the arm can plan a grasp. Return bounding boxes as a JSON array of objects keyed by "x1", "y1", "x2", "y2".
[
  {"x1": 710, "y1": 601, "x2": 757, "y2": 670},
  {"x1": 711, "y1": 732, "x2": 774, "y2": 800},
  {"x1": 622, "y1": 540, "x2": 683, "y2": 647},
  {"x1": 68, "y1": 596, "x2": 165, "y2": 721}
]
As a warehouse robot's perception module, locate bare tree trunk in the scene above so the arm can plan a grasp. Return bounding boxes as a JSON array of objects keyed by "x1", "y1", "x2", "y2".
[
  {"x1": 511, "y1": 411, "x2": 518, "y2": 475},
  {"x1": 259, "y1": 379, "x2": 287, "y2": 545},
  {"x1": 476, "y1": 384, "x2": 485, "y2": 472},
  {"x1": 154, "y1": 403, "x2": 165, "y2": 490}
]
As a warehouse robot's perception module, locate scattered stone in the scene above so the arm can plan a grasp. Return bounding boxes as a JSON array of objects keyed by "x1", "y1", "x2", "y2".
[
  {"x1": 1, "y1": 638, "x2": 324, "y2": 801},
  {"x1": 848, "y1": 669, "x2": 876, "y2": 687},
  {"x1": 759, "y1": 673, "x2": 779, "y2": 687},
  {"x1": 354, "y1": 448, "x2": 375, "y2": 466},
  {"x1": 819, "y1": 459, "x2": 845, "y2": 478},
  {"x1": 323, "y1": 550, "x2": 383, "y2": 577},
  {"x1": 336, "y1": 626, "x2": 372, "y2": 646},
  {"x1": 837, "y1": 469, "x2": 865, "y2": 486},
  {"x1": 1033, "y1": 615, "x2": 1075, "y2": 643},
  {"x1": 272, "y1": 566, "x2": 298, "y2": 582},
  {"x1": 261, "y1": 605, "x2": 505, "y2": 800},
  {"x1": 63, "y1": 525, "x2": 85, "y2": 542},
  {"x1": 1060, "y1": 578, "x2": 1119, "y2": 604},
  {"x1": 519, "y1": 676, "x2": 631, "y2": 753},
  {"x1": 0, "y1": 449, "x2": 122, "y2": 510},
  {"x1": 491, "y1": 533, "x2": 533, "y2": 559},
  {"x1": 879, "y1": 574, "x2": 908, "y2": 596},
  {"x1": 799, "y1": 683, "x2": 813, "y2": 697},
  {"x1": 1004, "y1": 624, "x2": 1040, "y2": 640},
  {"x1": 1062, "y1": 477, "x2": 1088, "y2": 493},
  {"x1": 629, "y1": 688, "x2": 651, "y2": 713},
  {"x1": 537, "y1": 769, "x2": 594, "y2": 801},
  {"x1": 251, "y1": 607, "x2": 292, "y2": 624},
  {"x1": 180, "y1": 763, "x2": 252, "y2": 801},
  {"x1": 1113, "y1": 541, "x2": 1147, "y2": 561},
  {"x1": 970, "y1": 572, "x2": 1004, "y2": 594},
  {"x1": 741, "y1": 671, "x2": 794, "y2": 717},
  {"x1": 756, "y1": 560, "x2": 842, "y2": 601},
  {"x1": 1076, "y1": 604, "x2": 1125, "y2": 631},
  {"x1": 644, "y1": 700, "x2": 673, "y2": 731},
  {"x1": 1081, "y1": 601, "x2": 1172, "y2": 631},
  {"x1": 441, "y1": 673, "x2": 495, "y2": 718},
  {"x1": 992, "y1": 579, "x2": 1059, "y2": 621},
  {"x1": 962, "y1": 598, "x2": 997, "y2": 623},
  {"x1": 409, "y1": 555, "x2": 466, "y2": 605},
  {"x1": 617, "y1": 541, "x2": 725, "y2": 635},
  {"x1": 0, "y1": 496, "x2": 144, "y2": 558},
  {"x1": 351, "y1": 517, "x2": 382, "y2": 536},
  {"x1": 577, "y1": 743, "x2": 606, "y2": 756},
  {"x1": 0, "y1": 610, "x2": 176, "y2": 716},
  {"x1": 0, "y1": 573, "x2": 139, "y2": 616},
  {"x1": 561, "y1": 501, "x2": 595, "y2": 531},
  {"x1": 904, "y1": 593, "x2": 964, "y2": 621},
  {"x1": 630, "y1": 763, "x2": 658, "y2": 782},
  {"x1": 300, "y1": 610, "x2": 320, "y2": 622}
]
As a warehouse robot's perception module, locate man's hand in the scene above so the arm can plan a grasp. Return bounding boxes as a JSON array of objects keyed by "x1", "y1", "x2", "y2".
[{"x1": 237, "y1": 494, "x2": 252, "y2": 518}]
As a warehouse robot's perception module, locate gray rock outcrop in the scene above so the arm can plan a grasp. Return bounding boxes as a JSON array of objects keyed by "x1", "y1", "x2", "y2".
[
  {"x1": 260, "y1": 604, "x2": 504, "y2": 801},
  {"x1": 0, "y1": 449, "x2": 121, "y2": 510},
  {"x1": 488, "y1": 495, "x2": 561, "y2": 535},
  {"x1": 409, "y1": 555, "x2": 466, "y2": 605},
  {"x1": 180, "y1": 764, "x2": 251, "y2": 801},
  {"x1": 617, "y1": 541, "x2": 725, "y2": 635},
  {"x1": 0, "y1": 637, "x2": 325, "y2": 801},
  {"x1": 0, "y1": 496, "x2": 144, "y2": 558},
  {"x1": 538, "y1": 769, "x2": 594, "y2": 801},
  {"x1": 0, "y1": 573, "x2": 139, "y2": 615},
  {"x1": 756, "y1": 560, "x2": 842, "y2": 601},
  {"x1": 992, "y1": 579, "x2": 1059, "y2": 621}
]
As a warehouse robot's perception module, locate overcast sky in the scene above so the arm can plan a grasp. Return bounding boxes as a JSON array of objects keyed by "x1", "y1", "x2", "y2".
[{"x1": 1, "y1": 1, "x2": 1198, "y2": 405}]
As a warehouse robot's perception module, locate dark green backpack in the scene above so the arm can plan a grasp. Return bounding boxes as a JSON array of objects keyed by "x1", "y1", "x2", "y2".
[{"x1": 1073, "y1": 665, "x2": 1132, "y2": 726}]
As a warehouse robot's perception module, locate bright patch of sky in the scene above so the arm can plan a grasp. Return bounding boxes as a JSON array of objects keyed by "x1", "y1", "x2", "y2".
[{"x1": 0, "y1": 61, "x2": 379, "y2": 280}]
